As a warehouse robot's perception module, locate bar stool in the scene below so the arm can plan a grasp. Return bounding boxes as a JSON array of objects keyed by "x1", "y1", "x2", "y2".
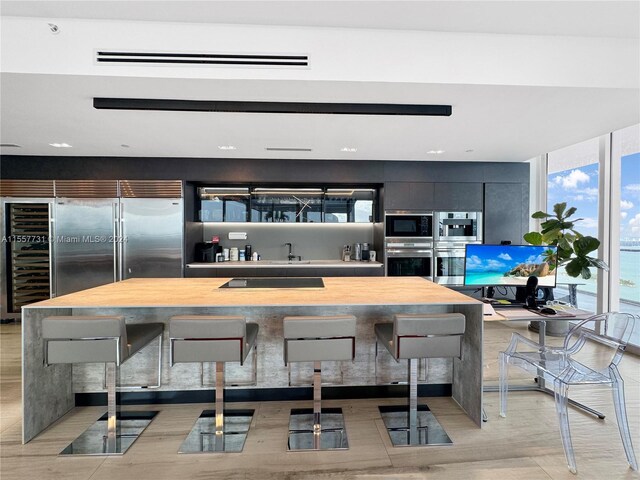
[
  {"x1": 169, "y1": 315, "x2": 258, "y2": 453},
  {"x1": 375, "y1": 313, "x2": 465, "y2": 447},
  {"x1": 283, "y1": 314, "x2": 356, "y2": 451},
  {"x1": 42, "y1": 315, "x2": 164, "y2": 455}
]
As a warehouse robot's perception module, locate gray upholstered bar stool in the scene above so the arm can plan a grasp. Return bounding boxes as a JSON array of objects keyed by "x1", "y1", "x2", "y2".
[
  {"x1": 375, "y1": 313, "x2": 465, "y2": 447},
  {"x1": 42, "y1": 315, "x2": 164, "y2": 455},
  {"x1": 283, "y1": 314, "x2": 356, "y2": 451},
  {"x1": 169, "y1": 315, "x2": 258, "y2": 453}
]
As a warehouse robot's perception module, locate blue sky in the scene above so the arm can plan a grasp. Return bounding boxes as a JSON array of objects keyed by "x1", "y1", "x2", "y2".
[
  {"x1": 465, "y1": 245, "x2": 551, "y2": 273},
  {"x1": 547, "y1": 152, "x2": 640, "y2": 240}
]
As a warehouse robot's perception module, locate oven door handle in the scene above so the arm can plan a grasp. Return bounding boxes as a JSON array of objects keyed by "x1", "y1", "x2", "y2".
[
  {"x1": 434, "y1": 250, "x2": 466, "y2": 257},
  {"x1": 386, "y1": 249, "x2": 433, "y2": 256}
]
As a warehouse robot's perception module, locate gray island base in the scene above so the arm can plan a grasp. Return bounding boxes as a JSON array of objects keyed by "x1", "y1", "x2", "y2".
[{"x1": 22, "y1": 277, "x2": 483, "y2": 443}]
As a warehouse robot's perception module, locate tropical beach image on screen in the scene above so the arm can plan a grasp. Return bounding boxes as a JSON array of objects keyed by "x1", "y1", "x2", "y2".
[{"x1": 464, "y1": 244, "x2": 558, "y2": 287}]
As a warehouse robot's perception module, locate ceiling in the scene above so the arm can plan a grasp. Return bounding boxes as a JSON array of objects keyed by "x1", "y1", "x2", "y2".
[
  {"x1": 3, "y1": 1, "x2": 639, "y2": 38},
  {"x1": 1, "y1": 1, "x2": 639, "y2": 162}
]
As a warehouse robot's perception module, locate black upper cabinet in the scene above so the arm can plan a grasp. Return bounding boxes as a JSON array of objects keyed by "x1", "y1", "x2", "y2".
[
  {"x1": 483, "y1": 183, "x2": 528, "y2": 244},
  {"x1": 384, "y1": 182, "x2": 484, "y2": 212},
  {"x1": 432, "y1": 183, "x2": 483, "y2": 211},
  {"x1": 384, "y1": 182, "x2": 434, "y2": 211}
]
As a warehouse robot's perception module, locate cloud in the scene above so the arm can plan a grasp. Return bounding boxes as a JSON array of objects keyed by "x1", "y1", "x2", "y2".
[
  {"x1": 577, "y1": 217, "x2": 598, "y2": 228},
  {"x1": 497, "y1": 253, "x2": 512, "y2": 260},
  {"x1": 629, "y1": 213, "x2": 640, "y2": 226},
  {"x1": 486, "y1": 260, "x2": 507, "y2": 270},
  {"x1": 553, "y1": 169, "x2": 590, "y2": 189},
  {"x1": 621, "y1": 212, "x2": 628, "y2": 219},
  {"x1": 624, "y1": 184, "x2": 640, "y2": 200},
  {"x1": 621, "y1": 199, "x2": 634, "y2": 210}
]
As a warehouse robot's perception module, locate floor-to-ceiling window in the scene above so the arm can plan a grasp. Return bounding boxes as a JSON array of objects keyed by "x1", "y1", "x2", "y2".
[
  {"x1": 547, "y1": 138, "x2": 600, "y2": 312},
  {"x1": 542, "y1": 125, "x2": 639, "y2": 350},
  {"x1": 612, "y1": 125, "x2": 640, "y2": 349}
]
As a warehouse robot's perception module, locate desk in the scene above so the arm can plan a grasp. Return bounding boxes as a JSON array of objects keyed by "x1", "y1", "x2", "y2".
[{"x1": 483, "y1": 306, "x2": 605, "y2": 419}]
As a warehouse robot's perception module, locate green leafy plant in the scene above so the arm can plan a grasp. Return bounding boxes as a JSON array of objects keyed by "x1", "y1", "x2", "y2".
[{"x1": 523, "y1": 202, "x2": 608, "y2": 279}]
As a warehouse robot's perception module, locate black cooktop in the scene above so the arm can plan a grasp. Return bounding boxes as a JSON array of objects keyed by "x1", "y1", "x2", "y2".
[{"x1": 219, "y1": 277, "x2": 325, "y2": 289}]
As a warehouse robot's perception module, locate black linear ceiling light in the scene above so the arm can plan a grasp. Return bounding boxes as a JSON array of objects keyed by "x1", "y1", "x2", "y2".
[{"x1": 93, "y1": 98, "x2": 452, "y2": 116}]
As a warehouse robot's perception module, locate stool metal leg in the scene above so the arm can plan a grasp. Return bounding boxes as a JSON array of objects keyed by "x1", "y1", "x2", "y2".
[
  {"x1": 178, "y1": 361, "x2": 254, "y2": 454},
  {"x1": 288, "y1": 360, "x2": 349, "y2": 451},
  {"x1": 378, "y1": 358, "x2": 454, "y2": 448},
  {"x1": 106, "y1": 362, "x2": 120, "y2": 453},
  {"x1": 60, "y1": 361, "x2": 159, "y2": 456},
  {"x1": 313, "y1": 361, "x2": 321, "y2": 435},
  {"x1": 215, "y1": 362, "x2": 225, "y2": 447},
  {"x1": 408, "y1": 358, "x2": 419, "y2": 445}
]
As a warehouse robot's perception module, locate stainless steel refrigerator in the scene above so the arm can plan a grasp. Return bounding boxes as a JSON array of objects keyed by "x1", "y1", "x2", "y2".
[
  {"x1": 1, "y1": 180, "x2": 184, "y2": 319},
  {"x1": 54, "y1": 197, "x2": 183, "y2": 296}
]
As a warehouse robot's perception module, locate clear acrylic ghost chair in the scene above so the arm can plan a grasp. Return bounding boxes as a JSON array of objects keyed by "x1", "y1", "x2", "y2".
[{"x1": 499, "y1": 312, "x2": 638, "y2": 474}]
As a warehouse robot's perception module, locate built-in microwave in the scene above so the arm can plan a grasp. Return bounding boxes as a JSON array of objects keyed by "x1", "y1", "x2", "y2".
[{"x1": 385, "y1": 211, "x2": 433, "y2": 239}]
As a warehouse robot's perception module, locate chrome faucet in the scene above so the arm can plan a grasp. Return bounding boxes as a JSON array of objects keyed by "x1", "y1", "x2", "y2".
[{"x1": 285, "y1": 243, "x2": 300, "y2": 261}]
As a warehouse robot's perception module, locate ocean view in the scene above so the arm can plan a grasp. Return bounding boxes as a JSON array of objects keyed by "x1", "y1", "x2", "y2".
[{"x1": 556, "y1": 249, "x2": 640, "y2": 305}]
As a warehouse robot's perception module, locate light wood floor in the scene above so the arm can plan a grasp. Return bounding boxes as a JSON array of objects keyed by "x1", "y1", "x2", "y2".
[{"x1": 1, "y1": 320, "x2": 639, "y2": 479}]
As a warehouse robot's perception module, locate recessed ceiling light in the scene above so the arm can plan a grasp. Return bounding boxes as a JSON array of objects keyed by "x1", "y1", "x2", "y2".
[
  {"x1": 427, "y1": 150, "x2": 445, "y2": 154},
  {"x1": 218, "y1": 145, "x2": 236, "y2": 151},
  {"x1": 340, "y1": 147, "x2": 357, "y2": 152},
  {"x1": 49, "y1": 143, "x2": 72, "y2": 148}
]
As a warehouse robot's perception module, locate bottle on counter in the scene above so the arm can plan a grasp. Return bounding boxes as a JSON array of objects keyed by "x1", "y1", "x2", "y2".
[
  {"x1": 245, "y1": 244, "x2": 252, "y2": 261},
  {"x1": 252, "y1": 251, "x2": 258, "y2": 261},
  {"x1": 361, "y1": 243, "x2": 370, "y2": 261},
  {"x1": 230, "y1": 247, "x2": 239, "y2": 261}
]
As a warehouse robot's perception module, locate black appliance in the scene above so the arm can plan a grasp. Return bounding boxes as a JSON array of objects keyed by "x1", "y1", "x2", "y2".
[
  {"x1": 195, "y1": 242, "x2": 220, "y2": 262},
  {"x1": 220, "y1": 277, "x2": 325, "y2": 288},
  {"x1": 385, "y1": 212, "x2": 433, "y2": 239}
]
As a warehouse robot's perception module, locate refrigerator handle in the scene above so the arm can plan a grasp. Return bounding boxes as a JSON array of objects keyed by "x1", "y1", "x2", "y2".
[
  {"x1": 118, "y1": 201, "x2": 124, "y2": 281},
  {"x1": 49, "y1": 203, "x2": 56, "y2": 298},
  {"x1": 113, "y1": 202, "x2": 119, "y2": 282}
]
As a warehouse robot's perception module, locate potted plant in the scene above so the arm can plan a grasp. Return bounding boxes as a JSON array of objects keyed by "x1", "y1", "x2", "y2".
[
  {"x1": 523, "y1": 202, "x2": 608, "y2": 279},
  {"x1": 523, "y1": 202, "x2": 608, "y2": 335}
]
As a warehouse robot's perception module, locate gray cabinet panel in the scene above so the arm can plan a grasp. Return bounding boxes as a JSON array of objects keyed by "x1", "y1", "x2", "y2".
[
  {"x1": 483, "y1": 183, "x2": 528, "y2": 245},
  {"x1": 384, "y1": 182, "x2": 434, "y2": 210},
  {"x1": 384, "y1": 162, "x2": 484, "y2": 182},
  {"x1": 433, "y1": 183, "x2": 483, "y2": 211},
  {"x1": 483, "y1": 163, "x2": 529, "y2": 183}
]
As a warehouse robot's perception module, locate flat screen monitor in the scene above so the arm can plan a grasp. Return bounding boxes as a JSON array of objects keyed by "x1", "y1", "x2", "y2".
[{"x1": 464, "y1": 244, "x2": 558, "y2": 288}]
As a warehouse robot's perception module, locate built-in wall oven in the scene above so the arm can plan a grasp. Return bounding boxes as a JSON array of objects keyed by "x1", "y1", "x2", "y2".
[
  {"x1": 434, "y1": 211, "x2": 482, "y2": 243},
  {"x1": 385, "y1": 240, "x2": 433, "y2": 278},
  {"x1": 384, "y1": 211, "x2": 433, "y2": 278},
  {"x1": 433, "y1": 242, "x2": 468, "y2": 285}
]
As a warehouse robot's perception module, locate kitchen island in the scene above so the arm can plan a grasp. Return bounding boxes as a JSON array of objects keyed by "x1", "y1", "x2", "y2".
[{"x1": 21, "y1": 277, "x2": 483, "y2": 443}]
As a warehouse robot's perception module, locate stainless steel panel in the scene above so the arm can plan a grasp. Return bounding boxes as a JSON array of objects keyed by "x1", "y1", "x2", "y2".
[
  {"x1": 53, "y1": 198, "x2": 118, "y2": 296},
  {"x1": 121, "y1": 198, "x2": 183, "y2": 278},
  {"x1": 434, "y1": 211, "x2": 482, "y2": 243},
  {"x1": 433, "y1": 247, "x2": 465, "y2": 286}
]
